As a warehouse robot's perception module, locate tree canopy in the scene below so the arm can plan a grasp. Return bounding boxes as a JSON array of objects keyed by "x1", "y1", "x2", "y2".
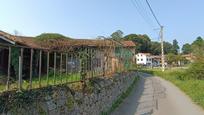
[
  {"x1": 182, "y1": 43, "x2": 192, "y2": 54},
  {"x1": 191, "y1": 36, "x2": 204, "y2": 58},
  {"x1": 35, "y1": 33, "x2": 70, "y2": 41},
  {"x1": 110, "y1": 30, "x2": 124, "y2": 40},
  {"x1": 182, "y1": 36, "x2": 204, "y2": 58},
  {"x1": 171, "y1": 39, "x2": 180, "y2": 54},
  {"x1": 124, "y1": 34, "x2": 151, "y2": 53}
]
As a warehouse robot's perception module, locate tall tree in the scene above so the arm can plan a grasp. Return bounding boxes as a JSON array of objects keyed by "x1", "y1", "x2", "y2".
[
  {"x1": 182, "y1": 43, "x2": 192, "y2": 54},
  {"x1": 191, "y1": 36, "x2": 204, "y2": 58},
  {"x1": 187, "y1": 36, "x2": 204, "y2": 79},
  {"x1": 150, "y1": 41, "x2": 161, "y2": 55},
  {"x1": 163, "y1": 42, "x2": 174, "y2": 54},
  {"x1": 171, "y1": 39, "x2": 180, "y2": 54},
  {"x1": 111, "y1": 30, "x2": 124, "y2": 40},
  {"x1": 124, "y1": 34, "x2": 151, "y2": 53}
]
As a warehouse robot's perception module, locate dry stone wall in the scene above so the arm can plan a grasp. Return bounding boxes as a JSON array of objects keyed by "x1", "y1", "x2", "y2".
[{"x1": 0, "y1": 71, "x2": 137, "y2": 115}]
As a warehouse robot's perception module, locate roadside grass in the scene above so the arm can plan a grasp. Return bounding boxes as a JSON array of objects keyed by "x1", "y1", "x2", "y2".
[{"x1": 140, "y1": 68, "x2": 204, "y2": 109}]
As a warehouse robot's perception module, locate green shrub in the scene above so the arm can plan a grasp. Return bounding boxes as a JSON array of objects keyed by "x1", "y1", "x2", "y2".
[
  {"x1": 187, "y1": 59, "x2": 204, "y2": 79},
  {"x1": 35, "y1": 33, "x2": 70, "y2": 41}
]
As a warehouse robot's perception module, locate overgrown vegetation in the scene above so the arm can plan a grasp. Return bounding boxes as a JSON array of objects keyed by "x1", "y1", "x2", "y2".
[
  {"x1": 101, "y1": 76, "x2": 139, "y2": 115},
  {"x1": 11, "y1": 47, "x2": 20, "y2": 79},
  {"x1": 0, "y1": 73, "x2": 81, "y2": 92},
  {"x1": 141, "y1": 68, "x2": 204, "y2": 109},
  {"x1": 35, "y1": 33, "x2": 70, "y2": 41},
  {"x1": 187, "y1": 59, "x2": 204, "y2": 79}
]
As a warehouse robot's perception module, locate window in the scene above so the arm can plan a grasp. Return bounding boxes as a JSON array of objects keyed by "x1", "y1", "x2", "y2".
[
  {"x1": 141, "y1": 59, "x2": 143, "y2": 61},
  {"x1": 147, "y1": 59, "x2": 148, "y2": 61},
  {"x1": 137, "y1": 59, "x2": 139, "y2": 61}
]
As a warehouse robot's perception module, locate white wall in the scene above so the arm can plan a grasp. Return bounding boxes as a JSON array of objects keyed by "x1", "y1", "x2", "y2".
[{"x1": 136, "y1": 53, "x2": 152, "y2": 66}]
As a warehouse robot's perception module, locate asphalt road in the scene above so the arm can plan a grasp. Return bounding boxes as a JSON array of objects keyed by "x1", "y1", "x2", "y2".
[{"x1": 111, "y1": 72, "x2": 204, "y2": 115}]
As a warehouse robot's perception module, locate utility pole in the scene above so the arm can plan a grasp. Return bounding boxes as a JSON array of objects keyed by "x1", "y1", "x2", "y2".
[{"x1": 160, "y1": 26, "x2": 165, "y2": 71}]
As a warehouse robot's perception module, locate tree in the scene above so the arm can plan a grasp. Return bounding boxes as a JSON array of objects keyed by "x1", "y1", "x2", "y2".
[
  {"x1": 182, "y1": 43, "x2": 192, "y2": 54},
  {"x1": 166, "y1": 53, "x2": 176, "y2": 66},
  {"x1": 150, "y1": 41, "x2": 174, "y2": 55},
  {"x1": 124, "y1": 34, "x2": 151, "y2": 53},
  {"x1": 110, "y1": 30, "x2": 124, "y2": 40},
  {"x1": 171, "y1": 39, "x2": 180, "y2": 54},
  {"x1": 36, "y1": 33, "x2": 70, "y2": 41},
  {"x1": 191, "y1": 36, "x2": 204, "y2": 58},
  {"x1": 150, "y1": 41, "x2": 161, "y2": 55},
  {"x1": 163, "y1": 42, "x2": 174, "y2": 54},
  {"x1": 186, "y1": 36, "x2": 204, "y2": 79}
]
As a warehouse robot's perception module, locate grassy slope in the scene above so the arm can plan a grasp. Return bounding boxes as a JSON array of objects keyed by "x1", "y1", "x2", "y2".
[{"x1": 141, "y1": 68, "x2": 204, "y2": 109}]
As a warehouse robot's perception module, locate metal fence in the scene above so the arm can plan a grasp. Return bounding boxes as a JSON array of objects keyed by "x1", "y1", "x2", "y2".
[{"x1": 0, "y1": 41, "x2": 134, "y2": 93}]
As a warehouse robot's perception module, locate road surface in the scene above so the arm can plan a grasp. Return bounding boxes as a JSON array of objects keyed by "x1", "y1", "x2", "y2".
[{"x1": 111, "y1": 72, "x2": 204, "y2": 115}]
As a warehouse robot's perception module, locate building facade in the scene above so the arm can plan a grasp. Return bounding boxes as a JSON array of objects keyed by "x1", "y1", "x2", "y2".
[{"x1": 135, "y1": 53, "x2": 152, "y2": 66}]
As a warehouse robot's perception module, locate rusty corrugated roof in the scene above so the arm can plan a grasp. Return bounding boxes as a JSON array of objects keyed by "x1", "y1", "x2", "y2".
[{"x1": 0, "y1": 31, "x2": 120, "y2": 50}]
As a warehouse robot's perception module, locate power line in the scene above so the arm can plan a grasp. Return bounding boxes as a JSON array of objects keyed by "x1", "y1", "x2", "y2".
[
  {"x1": 144, "y1": 0, "x2": 165, "y2": 71},
  {"x1": 132, "y1": 0, "x2": 165, "y2": 71},
  {"x1": 131, "y1": 0, "x2": 155, "y2": 29},
  {"x1": 131, "y1": 0, "x2": 161, "y2": 38},
  {"x1": 145, "y1": 0, "x2": 161, "y2": 27}
]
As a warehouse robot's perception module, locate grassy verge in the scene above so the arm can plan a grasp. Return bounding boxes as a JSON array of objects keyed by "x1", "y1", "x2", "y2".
[
  {"x1": 141, "y1": 68, "x2": 204, "y2": 109},
  {"x1": 101, "y1": 76, "x2": 139, "y2": 115},
  {"x1": 0, "y1": 73, "x2": 81, "y2": 92}
]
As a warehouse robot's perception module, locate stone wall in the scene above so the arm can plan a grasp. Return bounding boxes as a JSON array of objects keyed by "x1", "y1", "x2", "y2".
[{"x1": 0, "y1": 71, "x2": 137, "y2": 115}]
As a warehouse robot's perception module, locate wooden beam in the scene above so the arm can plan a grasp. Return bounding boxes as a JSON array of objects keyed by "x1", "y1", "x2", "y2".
[
  {"x1": 66, "y1": 53, "x2": 68, "y2": 75},
  {"x1": 29, "y1": 49, "x2": 34, "y2": 89},
  {"x1": 90, "y1": 48, "x2": 93, "y2": 77},
  {"x1": 6, "y1": 46, "x2": 11, "y2": 90},
  {"x1": 54, "y1": 52, "x2": 56, "y2": 84},
  {"x1": 70, "y1": 53, "x2": 73, "y2": 74},
  {"x1": 18, "y1": 48, "x2": 23, "y2": 91},
  {"x1": 46, "y1": 51, "x2": 49, "y2": 85},
  {"x1": 38, "y1": 50, "x2": 42, "y2": 88},
  {"x1": 60, "y1": 53, "x2": 63, "y2": 84},
  {"x1": 86, "y1": 48, "x2": 90, "y2": 78}
]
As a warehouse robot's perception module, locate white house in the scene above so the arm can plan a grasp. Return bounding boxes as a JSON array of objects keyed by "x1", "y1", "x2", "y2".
[{"x1": 135, "y1": 53, "x2": 152, "y2": 66}]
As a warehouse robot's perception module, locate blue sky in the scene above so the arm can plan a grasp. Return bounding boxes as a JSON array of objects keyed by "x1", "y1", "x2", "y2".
[{"x1": 0, "y1": 0, "x2": 204, "y2": 47}]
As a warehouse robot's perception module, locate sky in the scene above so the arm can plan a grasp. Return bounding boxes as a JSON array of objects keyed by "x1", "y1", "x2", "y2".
[{"x1": 0, "y1": 0, "x2": 204, "y2": 47}]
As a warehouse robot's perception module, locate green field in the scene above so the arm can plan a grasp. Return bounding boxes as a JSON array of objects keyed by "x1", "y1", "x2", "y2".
[{"x1": 141, "y1": 68, "x2": 204, "y2": 109}]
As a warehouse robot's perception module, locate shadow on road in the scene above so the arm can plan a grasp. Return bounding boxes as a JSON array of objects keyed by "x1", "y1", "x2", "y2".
[{"x1": 111, "y1": 72, "x2": 166, "y2": 115}]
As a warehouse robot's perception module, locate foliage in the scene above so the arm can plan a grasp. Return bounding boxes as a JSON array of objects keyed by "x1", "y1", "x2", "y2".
[
  {"x1": 150, "y1": 41, "x2": 161, "y2": 55},
  {"x1": 184, "y1": 37, "x2": 204, "y2": 79},
  {"x1": 11, "y1": 47, "x2": 20, "y2": 78},
  {"x1": 166, "y1": 53, "x2": 176, "y2": 65},
  {"x1": 182, "y1": 43, "x2": 192, "y2": 54},
  {"x1": 191, "y1": 36, "x2": 204, "y2": 58},
  {"x1": 187, "y1": 59, "x2": 204, "y2": 79},
  {"x1": 171, "y1": 39, "x2": 180, "y2": 54},
  {"x1": 124, "y1": 34, "x2": 151, "y2": 53},
  {"x1": 140, "y1": 68, "x2": 204, "y2": 109},
  {"x1": 35, "y1": 33, "x2": 70, "y2": 41},
  {"x1": 166, "y1": 53, "x2": 186, "y2": 66},
  {"x1": 110, "y1": 30, "x2": 124, "y2": 40},
  {"x1": 66, "y1": 94, "x2": 75, "y2": 111},
  {"x1": 182, "y1": 36, "x2": 204, "y2": 57}
]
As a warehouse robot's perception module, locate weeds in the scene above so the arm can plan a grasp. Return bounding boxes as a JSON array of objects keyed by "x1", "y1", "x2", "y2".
[{"x1": 141, "y1": 68, "x2": 204, "y2": 109}]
